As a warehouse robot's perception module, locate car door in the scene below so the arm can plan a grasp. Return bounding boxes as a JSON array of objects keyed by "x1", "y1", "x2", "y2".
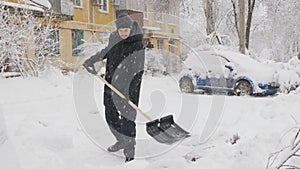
[{"x1": 201, "y1": 53, "x2": 232, "y2": 90}]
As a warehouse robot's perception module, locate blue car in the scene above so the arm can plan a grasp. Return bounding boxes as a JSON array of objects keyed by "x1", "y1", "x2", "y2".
[{"x1": 179, "y1": 50, "x2": 280, "y2": 96}]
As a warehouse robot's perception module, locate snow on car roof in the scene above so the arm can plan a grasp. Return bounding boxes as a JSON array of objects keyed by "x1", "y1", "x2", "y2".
[{"x1": 184, "y1": 47, "x2": 277, "y2": 83}]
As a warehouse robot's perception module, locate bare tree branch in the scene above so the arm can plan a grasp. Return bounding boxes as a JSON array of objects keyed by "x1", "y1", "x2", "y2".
[
  {"x1": 0, "y1": 5, "x2": 58, "y2": 77},
  {"x1": 266, "y1": 127, "x2": 300, "y2": 169},
  {"x1": 292, "y1": 129, "x2": 300, "y2": 148},
  {"x1": 281, "y1": 165, "x2": 300, "y2": 169}
]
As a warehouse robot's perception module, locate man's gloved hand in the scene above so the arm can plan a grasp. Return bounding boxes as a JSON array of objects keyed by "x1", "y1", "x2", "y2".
[{"x1": 83, "y1": 60, "x2": 97, "y2": 75}]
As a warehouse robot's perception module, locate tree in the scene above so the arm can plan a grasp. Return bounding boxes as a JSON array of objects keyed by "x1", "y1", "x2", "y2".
[
  {"x1": 148, "y1": 0, "x2": 180, "y2": 13},
  {"x1": 259, "y1": 0, "x2": 300, "y2": 61},
  {"x1": 0, "y1": 4, "x2": 58, "y2": 77},
  {"x1": 204, "y1": 0, "x2": 215, "y2": 35},
  {"x1": 239, "y1": 0, "x2": 246, "y2": 54},
  {"x1": 230, "y1": 0, "x2": 257, "y2": 54},
  {"x1": 245, "y1": 0, "x2": 255, "y2": 49}
]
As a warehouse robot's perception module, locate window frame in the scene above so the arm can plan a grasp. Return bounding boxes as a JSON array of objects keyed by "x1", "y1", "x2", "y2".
[
  {"x1": 98, "y1": 0, "x2": 109, "y2": 13},
  {"x1": 72, "y1": 29, "x2": 84, "y2": 56},
  {"x1": 72, "y1": 0, "x2": 83, "y2": 8},
  {"x1": 168, "y1": 7, "x2": 176, "y2": 25},
  {"x1": 143, "y1": 4, "x2": 148, "y2": 20},
  {"x1": 155, "y1": 12, "x2": 164, "y2": 23},
  {"x1": 168, "y1": 39, "x2": 175, "y2": 53},
  {"x1": 157, "y1": 39, "x2": 164, "y2": 50}
]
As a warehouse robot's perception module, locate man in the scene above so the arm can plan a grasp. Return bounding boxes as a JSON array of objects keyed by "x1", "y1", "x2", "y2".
[{"x1": 83, "y1": 14, "x2": 145, "y2": 162}]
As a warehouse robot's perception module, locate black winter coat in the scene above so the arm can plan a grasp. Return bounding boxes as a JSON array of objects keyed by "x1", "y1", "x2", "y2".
[{"x1": 87, "y1": 21, "x2": 145, "y2": 110}]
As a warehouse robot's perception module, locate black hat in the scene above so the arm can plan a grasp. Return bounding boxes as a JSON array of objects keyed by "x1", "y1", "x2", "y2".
[{"x1": 115, "y1": 14, "x2": 134, "y2": 29}]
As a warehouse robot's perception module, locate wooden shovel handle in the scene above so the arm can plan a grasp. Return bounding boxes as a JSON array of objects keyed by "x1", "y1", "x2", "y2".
[{"x1": 96, "y1": 73, "x2": 153, "y2": 121}]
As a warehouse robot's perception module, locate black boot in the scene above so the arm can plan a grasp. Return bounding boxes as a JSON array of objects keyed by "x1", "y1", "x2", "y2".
[
  {"x1": 125, "y1": 157, "x2": 134, "y2": 163},
  {"x1": 107, "y1": 142, "x2": 125, "y2": 152},
  {"x1": 124, "y1": 146, "x2": 135, "y2": 162}
]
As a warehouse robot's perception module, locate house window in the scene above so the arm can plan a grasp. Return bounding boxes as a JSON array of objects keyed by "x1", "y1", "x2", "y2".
[
  {"x1": 49, "y1": 30, "x2": 60, "y2": 56},
  {"x1": 157, "y1": 39, "x2": 164, "y2": 50},
  {"x1": 99, "y1": 0, "x2": 108, "y2": 12},
  {"x1": 72, "y1": 30, "x2": 84, "y2": 56},
  {"x1": 126, "y1": 0, "x2": 142, "y2": 11},
  {"x1": 155, "y1": 13, "x2": 163, "y2": 22},
  {"x1": 72, "y1": 0, "x2": 82, "y2": 7},
  {"x1": 169, "y1": 39, "x2": 175, "y2": 53},
  {"x1": 168, "y1": 7, "x2": 176, "y2": 24},
  {"x1": 143, "y1": 4, "x2": 148, "y2": 19}
]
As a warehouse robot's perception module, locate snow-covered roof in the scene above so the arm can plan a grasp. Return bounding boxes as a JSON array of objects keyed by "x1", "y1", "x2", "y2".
[
  {"x1": 0, "y1": 1, "x2": 44, "y2": 12},
  {"x1": 23, "y1": 0, "x2": 51, "y2": 9}
]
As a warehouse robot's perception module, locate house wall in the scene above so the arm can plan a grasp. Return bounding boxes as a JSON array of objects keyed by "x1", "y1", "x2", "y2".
[
  {"x1": 58, "y1": 0, "x2": 115, "y2": 70},
  {"x1": 143, "y1": 3, "x2": 181, "y2": 54}
]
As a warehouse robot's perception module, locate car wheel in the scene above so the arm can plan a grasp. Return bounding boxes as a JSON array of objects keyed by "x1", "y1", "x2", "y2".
[
  {"x1": 179, "y1": 77, "x2": 194, "y2": 93},
  {"x1": 234, "y1": 80, "x2": 252, "y2": 96}
]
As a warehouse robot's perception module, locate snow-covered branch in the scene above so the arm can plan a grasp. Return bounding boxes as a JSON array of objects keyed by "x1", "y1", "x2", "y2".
[
  {"x1": 266, "y1": 128, "x2": 300, "y2": 169},
  {"x1": 0, "y1": 3, "x2": 58, "y2": 77}
]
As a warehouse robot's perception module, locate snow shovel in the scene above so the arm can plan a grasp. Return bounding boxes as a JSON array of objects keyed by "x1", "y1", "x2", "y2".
[{"x1": 94, "y1": 73, "x2": 190, "y2": 145}]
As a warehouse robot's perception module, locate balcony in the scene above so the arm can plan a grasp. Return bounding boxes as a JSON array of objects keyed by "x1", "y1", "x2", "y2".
[
  {"x1": 48, "y1": 0, "x2": 74, "y2": 20},
  {"x1": 113, "y1": 0, "x2": 144, "y2": 12}
]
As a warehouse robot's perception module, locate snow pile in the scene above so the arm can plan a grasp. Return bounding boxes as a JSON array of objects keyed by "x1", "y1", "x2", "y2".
[
  {"x1": 287, "y1": 56, "x2": 300, "y2": 75},
  {"x1": 266, "y1": 56, "x2": 300, "y2": 93},
  {"x1": 275, "y1": 69, "x2": 299, "y2": 93}
]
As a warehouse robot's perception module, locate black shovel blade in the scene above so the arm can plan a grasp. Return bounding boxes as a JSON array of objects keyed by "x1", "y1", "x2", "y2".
[
  {"x1": 159, "y1": 115, "x2": 190, "y2": 138},
  {"x1": 146, "y1": 119, "x2": 176, "y2": 144},
  {"x1": 146, "y1": 115, "x2": 190, "y2": 145}
]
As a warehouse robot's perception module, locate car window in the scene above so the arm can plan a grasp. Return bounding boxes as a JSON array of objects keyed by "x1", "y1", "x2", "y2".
[
  {"x1": 184, "y1": 51, "x2": 230, "y2": 76},
  {"x1": 200, "y1": 52, "x2": 229, "y2": 75}
]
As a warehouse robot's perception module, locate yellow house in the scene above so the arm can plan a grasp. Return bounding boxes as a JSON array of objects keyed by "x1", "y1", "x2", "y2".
[
  {"x1": 54, "y1": 0, "x2": 116, "y2": 70},
  {"x1": 2, "y1": 0, "x2": 181, "y2": 72},
  {"x1": 112, "y1": 0, "x2": 181, "y2": 53},
  {"x1": 142, "y1": 2, "x2": 180, "y2": 54},
  {"x1": 3, "y1": 0, "x2": 116, "y2": 71}
]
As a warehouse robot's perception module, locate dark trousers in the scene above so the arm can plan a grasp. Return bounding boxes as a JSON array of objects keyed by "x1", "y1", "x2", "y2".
[{"x1": 105, "y1": 103, "x2": 136, "y2": 157}]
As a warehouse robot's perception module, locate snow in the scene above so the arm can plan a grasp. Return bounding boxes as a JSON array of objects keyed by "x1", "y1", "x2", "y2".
[
  {"x1": 0, "y1": 67, "x2": 300, "y2": 169},
  {"x1": 0, "y1": 1, "x2": 44, "y2": 12},
  {"x1": 183, "y1": 46, "x2": 300, "y2": 92},
  {"x1": 143, "y1": 26, "x2": 161, "y2": 31},
  {"x1": 22, "y1": 0, "x2": 52, "y2": 9},
  {"x1": 184, "y1": 46, "x2": 277, "y2": 83},
  {"x1": 0, "y1": 106, "x2": 22, "y2": 169}
]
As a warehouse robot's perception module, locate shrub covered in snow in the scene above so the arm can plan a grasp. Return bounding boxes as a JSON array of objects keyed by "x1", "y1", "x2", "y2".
[
  {"x1": 0, "y1": 4, "x2": 58, "y2": 77},
  {"x1": 145, "y1": 50, "x2": 183, "y2": 76},
  {"x1": 267, "y1": 56, "x2": 300, "y2": 93}
]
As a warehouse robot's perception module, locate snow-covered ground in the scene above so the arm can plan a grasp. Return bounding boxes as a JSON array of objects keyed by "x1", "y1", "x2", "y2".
[{"x1": 0, "y1": 68, "x2": 300, "y2": 169}]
